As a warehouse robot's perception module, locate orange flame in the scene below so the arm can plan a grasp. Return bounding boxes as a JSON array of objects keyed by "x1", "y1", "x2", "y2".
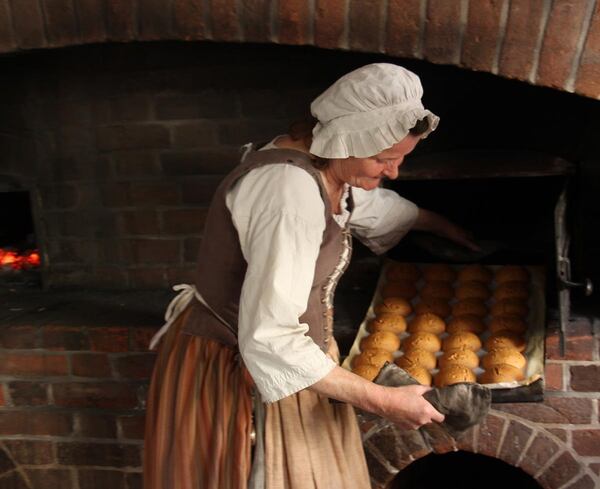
[{"x1": 0, "y1": 248, "x2": 41, "y2": 270}]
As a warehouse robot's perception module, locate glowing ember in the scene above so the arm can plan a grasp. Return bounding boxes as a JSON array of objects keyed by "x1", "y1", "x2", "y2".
[{"x1": 0, "y1": 248, "x2": 41, "y2": 270}]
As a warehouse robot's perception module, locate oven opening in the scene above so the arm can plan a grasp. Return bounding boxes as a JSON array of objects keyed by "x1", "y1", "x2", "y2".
[
  {"x1": 0, "y1": 186, "x2": 41, "y2": 286},
  {"x1": 390, "y1": 451, "x2": 543, "y2": 489}
]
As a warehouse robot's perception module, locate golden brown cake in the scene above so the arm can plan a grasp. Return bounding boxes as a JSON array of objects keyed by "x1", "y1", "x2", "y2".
[
  {"x1": 374, "y1": 297, "x2": 413, "y2": 316},
  {"x1": 482, "y1": 347, "x2": 527, "y2": 370},
  {"x1": 414, "y1": 298, "x2": 452, "y2": 318},
  {"x1": 451, "y1": 299, "x2": 489, "y2": 318},
  {"x1": 447, "y1": 314, "x2": 486, "y2": 335},
  {"x1": 386, "y1": 262, "x2": 421, "y2": 283},
  {"x1": 493, "y1": 281, "x2": 530, "y2": 301},
  {"x1": 478, "y1": 364, "x2": 525, "y2": 384},
  {"x1": 352, "y1": 348, "x2": 394, "y2": 368},
  {"x1": 395, "y1": 347, "x2": 437, "y2": 370},
  {"x1": 367, "y1": 314, "x2": 407, "y2": 334},
  {"x1": 408, "y1": 313, "x2": 446, "y2": 335},
  {"x1": 488, "y1": 316, "x2": 528, "y2": 335},
  {"x1": 360, "y1": 331, "x2": 401, "y2": 353},
  {"x1": 485, "y1": 330, "x2": 526, "y2": 352},
  {"x1": 403, "y1": 364, "x2": 433, "y2": 386},
  {"x1": 495, "y1": 265, "x2": 530, "y2": 284},
  {"x1": 352, "y1": 364, "x2": 380, "y2": 381},
  {"x1": 491, "y1": 299, "x2": 529, "y2": 318},
  {"x1": 423, "y1": 264, "x2": 457, "y2": 283},
  {"x1": 420, "y1": 281, "x2": 454, "y2": 301},
  {"x1": 455, "y1": 281, "x2": 491, "y2": 301},
  {"x1": 381, "y1": 281, "x2": 418, "y2": 300},
  {"x1": 457, "y1": 265, "x2": 493, "y2": 284},
  {"x1": 442, "y1": 331, "x2": 482, "y2": 352},
  {"x1": 434, "y1": 364, "x2": 476, "y2": 387},
  {"x1": 402, "y1": 332, "x2": 442, "y2": 353},
  {"x1": 438, "y1": 348, "x2": 480, "y2": 369}
]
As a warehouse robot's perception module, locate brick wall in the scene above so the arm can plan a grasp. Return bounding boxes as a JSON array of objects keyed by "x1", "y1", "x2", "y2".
[{"x1": 361, "y1": 316, "x2": 600, "y2": 488}]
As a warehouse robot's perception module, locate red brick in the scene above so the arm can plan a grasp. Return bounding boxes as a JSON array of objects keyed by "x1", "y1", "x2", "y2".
[
  {"x1": 456, "y1": 425, "x2": 476, "y2": 452},
  {"x1": 90, "y1": 267, "x2": 130, "y2": 289},
  {"x1": 113, "y1": 151, "x2": 160, "y2": 177},
  {"x1": 241, "y1": 0, "x2": 272, "y2": 43},
  {"x1": 76, "y1": 413, "x2": 118, "y2": 438},
  {"x1": 106, "y1": 0, "x2": 136, "y2": 41},
  {"x1": 8, "y1": 382, "x2": 48, "y2": 406},
  {"x1": 3, "y1": 440, "x2": 55, "y2": 465},
  {"x1": 315, "y1": 0, "x2": 346, "y2": 49},
  {"x1": 161, "y1": 148, "x2": 239, "y2": 175},
  {"x1": 172, "y1": 121, "x2": 219, "y2": 148},
  {"x1": 130, "y1": 182, "x2": 180, "y2": 206},
  {"x1": 349, "y1": 0, "x2": 382, "y2": 52},
  {"x1": 52, "y1": 382, "x2": 139, "y2": 409},
  {"x1": 278, "y1": 0, "x2": 310, "y2": 45},
  {"x1": 126, "y1": 472, "x2": 142, "y2": 489},
  {"x1": 364, "y1": 441, "x2": 398, "y2": 487},
  {"x1": 97, "y1": 124, "x2": 170, "y2": 151},
  {"x1": 424, "y1": 0, "x2": 463, "y2": 64},
  {"x1": 564, "y1": 475, "x2": 597, "y2": 489},
  {"x1": 495, "y1": 398, "x2": 593, "y2": 424},
  {"x1": 475, "y1": 413, "x2": 506, "y2": 457},
  {"x1": 41, "y1": 0, "x2": 78, "y2": 46},
  {"x1": 572, "y1": 429, "x2": 600, "y2": 457},
  {"x1": 0, "y1": 325, "x2": 39, "y2": 349},
  {"x1": 88, "y1": 327, "x2": 129, "y2": 353},
  {"x1": 386, "y1": 0, "x2": 422, "y2": 57},
  {"x1": 519, "y1": 432, "x2": 561, "y2": 475},
  {"x1": 42, "y1": 325, "x2": 89, "y2": 351},
  {"x1": 57, "y1": 442, "x2": 141, "y2": 467},
  {"x1": 173, "y1": 0, "x2": 206, "y2": 40},
  {"x1": 75, "y1": 0, "x2": 107, "y2": 42},
  {"x1": 184, "y1": 237, "x2": 201, "y2": 261},
  {"x1": 0, "y1": 0, "x2": 16, "y2": 52},
  {"x1": 537, "y1": 0, "x2": 589, "y2": 89},
  {"x1": 546, "y1": 326, "x2": 594, "y2": 360},
  {"x1": 0, "y1": 410, "x2": 72, "y2": 436},
  {"x1": 544, "y1": 363, "x2": 564, "y2": 391},
  {"x1": 118, "y1": 210, "x2": 161, "y2": 235},
  {"x1": 547, "y1": 428, "x2": 568, "y2": 443},
  {"x1": 570, "y1": 365, "x2": 600, "y2": 391},
  {"x1": 0, "y1": 384, "x2": 5, "y2": 407},
  {"x1": 461, "y1": 0, "x2": 504, "y2": 72},
  {"x1": 100, "y1": 183, "x2": 131, "y2": 208},
  {"x1": 0, "y1": 353, "x2": 68, "y2": 377},
  {"x1": 398, "y1": 429, "x2": 431, "y2": 460},
  {"x1": 72, "y1": 353, "x2": 112, "y2": 377},
  {"x1": 125, "y1": 239, "x2": 182, "y2": 265},
  {"x1": 499, "y1": 0, "x2": 545, "y2": 80},
  {"x1": 25, "y1": 469, "x2": 72, "y2": 489},
  {"x1": 115, "y1": 354, "x2": 156, "y2": 379},
  {"x1": 181, "y1": 178, "x2": 221, "y2": 206},
  {"x1": 129, "y1": 268, "x2": 167, "y2": 288},
  {"x1": 211, "y1": 0, "x2": 240, "y2": 41},
  {"x1": 166, "y1": 266, "x2": 196, "y2": 285},
  {"x1": 0, "y1": 471, "x2": 28, "y2": 488},
  {"x1": 130, "y1": 328, "x2": 156, "y2": 351},
  {"x1": 499, "y1": 420, "x2": 534, "y2": 467},
  {"x1": 364, "y1": 425, "x2": 407, "y2": 469},
  {"x1": 575, "y1": 2, "x2": 600, "y2": 98},
  {"x1": 537, "y1": 451, "x2": 583, "y2": 489},
  {"x1": 78, "y1": 469, "x2": 126, "y2": 489},
  {"x1": 119, "y1": 415, "x2": 146, "y2": 439},
  {"x1": 162, "y1": 208, "x2": 208, "y2": 235},
  {"x1": 11, "y1": 0, "x2": 46, "y2": 49},
  {"x1": 138, "y1": 0, "x2": 172, "y2": 39}
]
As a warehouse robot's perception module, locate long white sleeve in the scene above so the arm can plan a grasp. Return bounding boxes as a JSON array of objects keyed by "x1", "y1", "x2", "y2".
[{"x1": 227, "y1": 164, "x2": 336, "y2": 403}]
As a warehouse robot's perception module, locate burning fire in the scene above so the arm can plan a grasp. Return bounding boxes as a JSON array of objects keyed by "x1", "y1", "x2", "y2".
[{"x1": 0, "y1": 248, "x2": 41, "y2": 270}]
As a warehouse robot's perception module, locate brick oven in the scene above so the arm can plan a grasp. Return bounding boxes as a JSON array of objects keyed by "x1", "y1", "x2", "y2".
[{"x1": 0, "y1": 1, "x2": 599, "y2": 488}]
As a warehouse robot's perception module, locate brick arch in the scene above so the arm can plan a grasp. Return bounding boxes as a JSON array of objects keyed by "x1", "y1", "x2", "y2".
[
  {"x1": 0, "y1": 0, "x2": 598, "y2": 99},
  {"x1": 361, "y1": 411, "x2": 595, "y2": 489}
]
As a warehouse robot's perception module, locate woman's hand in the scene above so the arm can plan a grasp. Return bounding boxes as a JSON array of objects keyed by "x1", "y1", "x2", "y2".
[
  {"x1": 413, "y1": 208, "x2": 481, "y2": 252},
  {"x1": 376, "y1": 384, "x2": 445, "y2": 430}
]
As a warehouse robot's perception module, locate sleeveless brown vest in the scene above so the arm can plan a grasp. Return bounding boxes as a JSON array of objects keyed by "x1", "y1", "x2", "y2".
[{"x1": 182, "y1": 145, "x2": 354, "y2": 352}]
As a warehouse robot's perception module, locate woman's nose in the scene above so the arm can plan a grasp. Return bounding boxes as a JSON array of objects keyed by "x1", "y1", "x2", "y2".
[{"x1": 383, "y1": 160, "x2": 402, "y2": 179}]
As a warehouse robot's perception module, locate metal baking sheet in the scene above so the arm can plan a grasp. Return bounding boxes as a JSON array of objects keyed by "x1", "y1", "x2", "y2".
[{"x1": 341, "y1": 261, "x2": 546, "y2": 401}]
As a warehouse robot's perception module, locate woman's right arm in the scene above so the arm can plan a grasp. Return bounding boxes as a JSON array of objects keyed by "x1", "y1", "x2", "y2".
[{"x1": 309, "y1": 366, "x2": 445, "y2": 430}]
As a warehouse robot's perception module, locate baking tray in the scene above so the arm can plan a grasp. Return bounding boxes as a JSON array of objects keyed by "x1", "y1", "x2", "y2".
[{"x1": 341, "y1": 261, "x2": 546, "y2": 403}]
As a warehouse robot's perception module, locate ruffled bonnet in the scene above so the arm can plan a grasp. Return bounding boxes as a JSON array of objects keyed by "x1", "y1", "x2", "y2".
[{"x1": 309, "y1": 63, "x2": 439, "y2": 159}]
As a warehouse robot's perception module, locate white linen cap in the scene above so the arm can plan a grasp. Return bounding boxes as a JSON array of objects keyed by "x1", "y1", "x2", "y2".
[{"x1": 309, "y1": 63, "x2": 439, "y2": 159}]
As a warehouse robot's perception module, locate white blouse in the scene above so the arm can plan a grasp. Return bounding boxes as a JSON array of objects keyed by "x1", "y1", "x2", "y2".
[{"x1": 226, "y1": 151, "x2": 418, "y2": 403}]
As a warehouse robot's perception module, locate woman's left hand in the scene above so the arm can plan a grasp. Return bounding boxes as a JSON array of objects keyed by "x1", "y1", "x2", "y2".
[{"x1": 413, "y1": 208, "x2": 481, "y2": 252}]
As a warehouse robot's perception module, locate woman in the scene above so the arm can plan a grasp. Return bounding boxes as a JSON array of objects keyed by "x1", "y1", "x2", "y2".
[{"x1": 144, "y1": 63, "x2": 477, "y2": 489}]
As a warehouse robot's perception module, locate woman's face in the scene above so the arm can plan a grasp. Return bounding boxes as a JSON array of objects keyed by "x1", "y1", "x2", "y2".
[{"x1": 329, "y1": 134, "x2": 421, "y2": 191}]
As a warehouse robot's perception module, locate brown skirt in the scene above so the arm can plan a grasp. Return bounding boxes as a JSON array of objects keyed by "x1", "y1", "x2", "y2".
[{"x1": 143, "y1": 309, "x2": 371, "y2": 489}]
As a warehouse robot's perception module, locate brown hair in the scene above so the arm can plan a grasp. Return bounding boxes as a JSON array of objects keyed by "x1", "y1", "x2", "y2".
[{"x1": 288, "y1": 116, "x2": 429, "y2": 169}]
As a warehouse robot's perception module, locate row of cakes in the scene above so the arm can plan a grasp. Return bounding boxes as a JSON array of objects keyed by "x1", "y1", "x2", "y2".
[{"x1": 351, "y1": 263, "x2": 531, "y2": 386}]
